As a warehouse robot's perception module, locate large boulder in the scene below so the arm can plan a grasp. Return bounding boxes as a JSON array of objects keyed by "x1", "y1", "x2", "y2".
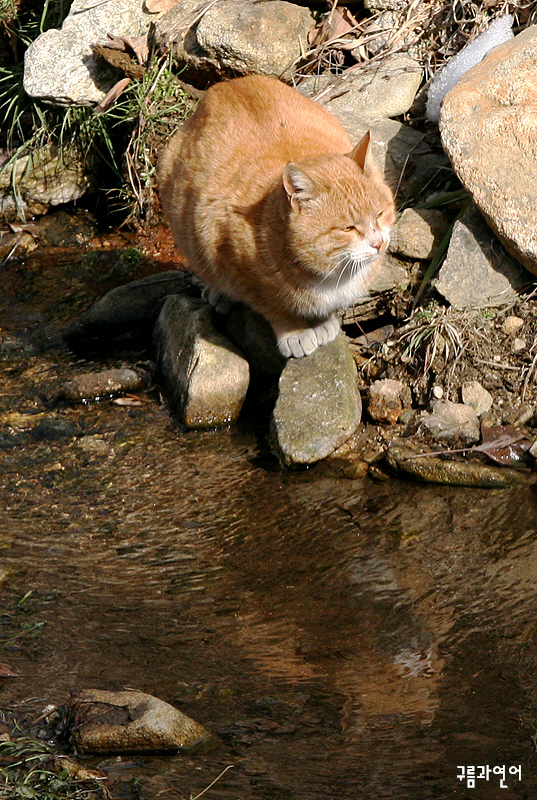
[
  {"x1": 440, "y1": 25, "x2": 537, "y2": 274},
  {"x1": 271, "y1": 335, "x2": 362, "y2": 466},
  {"x1": 23, "y1": 0, "x2": 150, "y2": 105},
  {"x1": 156, "y1": 0, "x2": 314, "y2": 85}
]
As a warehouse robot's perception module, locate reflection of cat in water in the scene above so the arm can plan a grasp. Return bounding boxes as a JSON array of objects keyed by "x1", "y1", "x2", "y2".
[{"x1": 159, "y1": 75, "x2": 395, "y2": 358}]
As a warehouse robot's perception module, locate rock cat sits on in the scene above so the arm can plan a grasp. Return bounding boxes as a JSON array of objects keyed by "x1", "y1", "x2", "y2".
[{"x1": 159, "y1": 75, "x2": 395, "y2": 358}]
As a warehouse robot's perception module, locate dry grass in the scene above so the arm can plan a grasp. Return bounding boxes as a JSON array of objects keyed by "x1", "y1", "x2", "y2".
[{"x1": 292, "y1": 0, "x2": 537, "y2": 86}]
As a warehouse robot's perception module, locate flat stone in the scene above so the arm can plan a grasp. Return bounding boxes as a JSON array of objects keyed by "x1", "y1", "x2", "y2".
[
  {"x1": 154, "y1": 294, "x2": 250, "y2": 429},
  {"x1": 421, "y1": 399, "x2": 480, "y2": 445},
  {"x1": 299, "y1": 56, "x2": 422, "y2": 121},
  {"x1": 156, "y1": 0, "x2": 314, "y2": 85},
  {"x1": 23, "y1": 0, "x2": 150, "y2": 105},
  {"x1": 390, "y1": 208, "x2": 449, "y2": 260},
  {"x1": 435, "y1": 205, "x2": 531, "y2": 308},
  {"x1": 440, "y1": 26, "x2": 537, "y2": 274},
  {"x1": 67, "y1": 689, "x2": 211, "y2": 753},
  {"x1": 271, "y1": 335, "x2": 361, "y2": 466},
  {"x1": 61, "y1": 368, "x2": 147, "y2": 402}
]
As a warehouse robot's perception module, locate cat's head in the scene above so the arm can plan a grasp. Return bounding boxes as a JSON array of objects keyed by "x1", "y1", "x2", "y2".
[{"x1": 282, "y1": 132, "x2": 395, "y2": 279}]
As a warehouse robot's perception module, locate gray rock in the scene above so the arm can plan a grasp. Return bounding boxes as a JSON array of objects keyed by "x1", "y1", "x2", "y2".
[
  {"x1": 271, "y1": 335, "x2": 361, "y2": 466},
  {"x1": 420, "y1": 399, "x2": 480, "y2": 445},
  {"x1": 154, "y1": 294, "x2": 250, "y2": 429},
  {"x1": 299, "y1": 56, "x2": 422, "y2": 121},
  {"x1": 368, "y1": 378, "x2": 411, "y2": 424},
  {"x1": 0, "y1": 147, "x2": 90, "y2": 221},
  {"x1": 364, "y1": 0, "x2": 409, "y2": 11},
  {"x1": 156, "y1": 0, "x2": 314, "y2": 85},
  {"x1": 461, "y1": 381, "x2": 493, "y2": 417},
  {"x1": 65, "y1": 271, "x2": 197, "y2": 351},
  {"x1": 390, "y1": 208, "x2": 449, "y2": 260},
  {"x1": 435, "y1": 205, "x2": 531, "y2": 309},
  {"x1": 23, "y1": 0, "x2": 150, "y2": 106},
  {"x1": 440, "y1": 26, "x2": 537, "y2": 274},
  {"x1": 61, "y1": 368, "x2": 148, "y2": 402},
  {"x1": 67, "y1": 689, "x2": 212, "y2": 753}
]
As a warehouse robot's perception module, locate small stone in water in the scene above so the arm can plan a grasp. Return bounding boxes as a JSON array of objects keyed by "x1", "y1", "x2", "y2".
[{"x1": 61, "y1": 368, "x2": 148, "y2": 403}]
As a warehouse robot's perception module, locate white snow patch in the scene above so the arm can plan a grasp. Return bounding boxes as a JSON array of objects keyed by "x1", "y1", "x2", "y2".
[{"x1": 426, "y1": 15, "x2": 514, "y2": 122}]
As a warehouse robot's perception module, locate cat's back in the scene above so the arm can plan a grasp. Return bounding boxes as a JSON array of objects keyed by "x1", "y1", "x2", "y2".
[{"x1": 160, "y1": 75, "x2": 354, "y2": 186}]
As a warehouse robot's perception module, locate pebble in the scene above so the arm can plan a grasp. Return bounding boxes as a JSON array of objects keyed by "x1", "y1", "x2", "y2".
[{"x1": 502, "y1": 315, "x2": 524, "y2": 335}]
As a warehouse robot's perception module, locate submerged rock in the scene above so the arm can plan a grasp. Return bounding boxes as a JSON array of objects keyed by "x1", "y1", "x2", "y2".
[
  {"x1": 440, "y1": 25, "x2": 537, "y2": 273},
  {"x1": 154, "y1": 294, "x2": 250, "y2": 429},
  {"x1": 386, "y1": 441, "x2": 525, "y2": 488},
  {"x1": 157, "y1": 0, "x2": 314, "y2": 85},
  {"x1": 66, "y1": 689, "x2": 212, "y2": 753},
  {"x1": 271, "y1": 335, "x2": 361, "y2": 466}
]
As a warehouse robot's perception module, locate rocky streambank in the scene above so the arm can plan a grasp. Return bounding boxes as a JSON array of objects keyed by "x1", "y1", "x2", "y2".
[{"x1": 2, "y1": 0, "x2": 537, "y2": 484}]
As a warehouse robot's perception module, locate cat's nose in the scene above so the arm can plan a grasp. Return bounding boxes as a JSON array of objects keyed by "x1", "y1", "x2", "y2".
[{"x1": 368, "y1": 232, "x2": 385, "y2": 251}]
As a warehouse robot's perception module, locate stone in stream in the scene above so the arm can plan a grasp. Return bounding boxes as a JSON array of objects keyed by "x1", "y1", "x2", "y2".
[
  {"x1": 66, "y1": 689, "x2": 212, "y2": 753},
  {"x1": 61, "y1": 368, "x2": 149, "y2": 403},
  {"x1": 154, "y1": 294, "x2": 250, "y2": 429},
  {"x1": 271, "y1": 335, "x2": 362, "y2": 467},
  {"x1": 64, "y1": 271, "x2": 197, "y2": 353}
]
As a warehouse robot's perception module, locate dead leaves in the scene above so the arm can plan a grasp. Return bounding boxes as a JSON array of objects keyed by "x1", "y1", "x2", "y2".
[
  {"x1": 91, "y1": 33, "x2": 150, "y2": 114},
  {"x1": 145, "y1": 0, "x2": 179, "y2": 13}
]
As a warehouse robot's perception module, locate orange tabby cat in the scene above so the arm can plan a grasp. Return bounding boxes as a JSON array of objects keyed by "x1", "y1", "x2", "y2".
[{"x1": 159, "y1": 75, "x2": 395, "y2": 358}]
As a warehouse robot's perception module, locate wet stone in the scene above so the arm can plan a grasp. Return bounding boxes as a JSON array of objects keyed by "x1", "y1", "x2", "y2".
[
  {"x1": 67, "y1": 689, "x2": 212, "y2": 753},
  {"x1": 64, "y1": 270, "x2": 197, "y2": 353},
  {"x1": 154, "y1": 294, "x2": 250, "y2": 429},
  {"x1": 61, "y1": 368, "x2": 148, "y2": 403},
  {"x1": 271, "y1": 335, "x2": 362, "y2": 467}
]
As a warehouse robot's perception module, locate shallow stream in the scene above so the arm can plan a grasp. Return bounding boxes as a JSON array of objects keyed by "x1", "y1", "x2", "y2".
[{"x1": 1, "y1": 216, "x2": 536, "y2": 798}]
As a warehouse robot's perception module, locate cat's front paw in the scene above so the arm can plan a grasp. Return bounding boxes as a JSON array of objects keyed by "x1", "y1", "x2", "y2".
[{"x1": 277, "y1": 317, "x2": 340, "y2": 358}]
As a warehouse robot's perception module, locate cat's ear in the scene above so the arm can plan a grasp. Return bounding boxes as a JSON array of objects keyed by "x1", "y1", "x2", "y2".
[
  {"x1": 349, "y1": 131, "x2": 373, "y2": 174},
  {"x1": 283, "y1": 163, "x2": 315, "y2": 212}
]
